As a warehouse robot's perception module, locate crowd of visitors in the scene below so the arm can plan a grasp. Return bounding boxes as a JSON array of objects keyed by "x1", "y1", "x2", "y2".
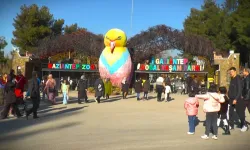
[
  {"x1": 184, "y1": 67, "x2": 250, "y2": 140},
  {"x1": 0, "y1": 67, "x2": 249, "y2": 141}
]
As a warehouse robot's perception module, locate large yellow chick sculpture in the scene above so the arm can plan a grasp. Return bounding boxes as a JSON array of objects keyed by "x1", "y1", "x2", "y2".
[{"x1": 99, "y1": 28, "x2": 132, "y2": 87}]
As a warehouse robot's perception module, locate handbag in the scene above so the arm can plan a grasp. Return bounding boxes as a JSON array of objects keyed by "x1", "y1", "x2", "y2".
[{"x1": 49, "y1": 87, "x2": 55, "y2": 93}]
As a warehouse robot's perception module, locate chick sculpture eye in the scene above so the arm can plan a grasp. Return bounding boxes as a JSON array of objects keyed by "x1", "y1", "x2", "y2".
[
  {"x1": 117, "y1": 36, "x2": 122, "y2": 40},
  {"x1": 106, "y1": 36, "x2": 110, "y2": 40}
]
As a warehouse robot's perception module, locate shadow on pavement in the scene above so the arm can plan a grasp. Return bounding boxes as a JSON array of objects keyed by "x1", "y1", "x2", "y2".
[
  {"x1": 0, "y1": 104, "x2": 85, "y2": 139},
  {"x1": 0, "y1": 121, "x2": 82, "y2": 143}
]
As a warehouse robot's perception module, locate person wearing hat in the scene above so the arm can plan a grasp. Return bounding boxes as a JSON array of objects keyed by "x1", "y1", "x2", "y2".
[{"x1": 77, "y1": 75, "x2": 88, "y2": 104}]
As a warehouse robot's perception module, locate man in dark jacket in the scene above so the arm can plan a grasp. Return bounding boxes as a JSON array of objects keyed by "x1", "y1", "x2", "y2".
[
  {"x1": 242, "y1": 68, "x2": 250, "y2": 114},
  {"x1": 191, "y1": 76, "x2": 199, "y2": 94},
  {"x1": 94, "y1": 77, "x2": 105, "y2": 103},
  {"x1": 26, "y1": 71, "x2": 40, "y2": 119},
  {"x1": 77, "y1": 75, "x2": 88, "y2": 104},
  {"x1": 0, "y1": 75, "x2": 22, "y2": 119},
  {"x1": 228, "y1": 67, "x2": 246, "y2": 131}
]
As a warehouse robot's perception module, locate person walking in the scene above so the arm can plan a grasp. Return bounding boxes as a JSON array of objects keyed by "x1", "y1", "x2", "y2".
[
  {"x1": 15, "y1": 71, "x2": 26, "y2": 104},
  {"x1": 143, "y1": 79, "x2": 150, "y2": 100},
  {"x1": 104, "y1": 78, "x2": 112, "y2": 99},
  {"x1": 156, "y1": 75, "x2": 164, "y2": 102},
  {"x1": 191, "y1": 76, "x2": 199, "y2": 94},
  {"x1": 184, "y1": 91, "x2": 199, "y2": 135},
  {"x1": 242, "y1": 68, "x2": 250, "y2": 115},
  {"x1": 0, "y1": 75, "x2": 22, "y2": 119},
  {"x1": 228, "y1": 67, "x2": 247, "y2": 132},
  {"x1": 94, "y1": 77, "x2": 105, "y2": 103},
  {"x1": 134, "y1": 79, "x2": 142, "y2": 101},
  {"x1": 217, "y1": 86, "x2": 230, "y2": 135},
  {"x1": 164, "y1": 83, "x2": 172, "y2": 102},
  {"x1": 61, "y1": 79, "x2": 69, "y2": 105},
  {"x1": 8, "y1": 69, "x2": 16, "y2": 117},
  {"x1": 0, "y1": 73, "x2": 7, "y2": 105},
  {"x1": 121, "y1": 78, "x2": 129, "y2": 99},
  {"x1": 41, "y1": 75, "x2": 48, "y2": 101},
  {"x1": 77, "y1": 75, "x2": 88, "y2": 104},
  {"x1": 44, "y1": 74, "x2": 56, "y2": 105},
  {"x1": 26, "y1": 71, "x2": 40, "y2": 119},
  {"x1": 181, "y1": 82, "x2": 186, "y2": 95},
  {"x1": 196, "y1": 84, "x2": 225, "y2": 140}
]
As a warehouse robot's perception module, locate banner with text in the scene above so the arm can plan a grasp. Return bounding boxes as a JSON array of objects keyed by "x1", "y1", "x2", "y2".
[
  {"x1": 47, "y1": 63, "x2": 98, "y2": 70},
  {"x1": 137, "y1": 58, "x2": 205, "y2": 72}
]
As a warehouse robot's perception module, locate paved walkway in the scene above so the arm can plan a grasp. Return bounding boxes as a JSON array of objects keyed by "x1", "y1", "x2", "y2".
[{"x1": 0, "y1": 92, "x2": 250, "y2": 150}]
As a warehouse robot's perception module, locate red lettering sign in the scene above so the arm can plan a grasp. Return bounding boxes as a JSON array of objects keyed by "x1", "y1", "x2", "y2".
[
  {"x1": 140, "y1": 64, "x2": 145, "y2": 70},
  {"x1": 90, "y1": 64, "x2": 95, "y2": 70},
  {"x1": 195, "y1": 65, "x2": 200, "y2": 71},
  {"x1": 48, "y1": 63, "x2": 52, "y2": 69}
]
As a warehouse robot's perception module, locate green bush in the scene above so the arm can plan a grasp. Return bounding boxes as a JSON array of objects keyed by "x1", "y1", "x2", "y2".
[
  {"x1": 87, "y1": 87, "x2": 95, "y2": 93},
  {"x1": 112, "y1": 86, "x2": 121, "y2": 95}
]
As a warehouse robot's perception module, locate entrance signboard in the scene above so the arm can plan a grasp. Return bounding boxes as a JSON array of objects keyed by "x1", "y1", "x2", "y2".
[
  {"x1": 137, "y1": 58, "x2": 205, "y2": 72},
  {"x1": 47, "y1": 63, "x2": 98, "y2": 70}
]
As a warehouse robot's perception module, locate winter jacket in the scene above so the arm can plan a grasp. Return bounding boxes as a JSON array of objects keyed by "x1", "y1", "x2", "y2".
[
  {"x1": 242, "y1": 74, "x2": 250, "y2": 101},
  {"x1": 4, "y1": 81, "x2": 16, "y2": 104},
  {"x1": 143, "y1": 80, "x2": 150, "y2": 92},
  {"x1": 104, "y1": 81, "x2": 112, "y2": 96},
  {"x1": 134, "y1": 80, "x2": 142, "y2": 93},
  {"x1": 196, "y1": 92, "x2": 225, "y2": 113},
  {"x1": 184, "y1": 97, "x2": 199, "y2": 116},
  {"x1": 228, "y1": 75, "x2": 242, "y2": 103},
  {"x1": 78, "y1": 79, "x2": 88, "y2": 98},
  {"x1": 219, "y1": 95, "x2": 229, "y2": 114},
  {"x1": 122, "y1": 82, "x2": 129, "y2": 92},
  {"x1": 94, "y1": 78, "x2": 105, "y2": 97}
]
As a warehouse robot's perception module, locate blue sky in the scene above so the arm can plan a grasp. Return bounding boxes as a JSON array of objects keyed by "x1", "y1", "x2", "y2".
[{"x1": 0, "y1": 0, "x2": 223, "y2": 55}]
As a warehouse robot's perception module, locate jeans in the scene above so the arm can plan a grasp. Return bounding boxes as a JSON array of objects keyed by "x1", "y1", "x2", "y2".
[
  {"x1": 136, "y1": 93, "x2": 140, "y2": 99},
  {"x1": 205, "y1": 112, "x2": 218, "y2": 136},
  {"x1": 188, "y1": 115, "x2": 196, "y2": 133},
  {"x1": 63, "y1": 92, "x2": 68, "y2": 104},
  {"x1": 42, "y1": 91, "x2": 47, "y2": 101},
  {"x1": 157, "y1": 92, "x2": 162, "y2": 101},
  {"x1": 144, "y1": 92, "x2": 148, "y2": 99}
]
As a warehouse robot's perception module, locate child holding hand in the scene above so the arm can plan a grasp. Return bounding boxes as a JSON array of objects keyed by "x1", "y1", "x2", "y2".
[{"x1": 184, "y1": 91, "x2": 199, "y2": 135}]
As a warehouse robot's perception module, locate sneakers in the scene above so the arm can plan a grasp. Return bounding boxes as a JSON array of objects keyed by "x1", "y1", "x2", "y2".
[
  {"x1": 187, "y1": 132, "x2": 195, "y2": 135},
  {"x1": 201, "y1": 135, "x2": 209, "y2": 139},
  {"x1": 212, "y1": 135, "x2": 218, "y2": 140},
  {"x1": 201, "y1": 135, "x2": 218, "y2": 140},
  {"x1": 241, "y1": 125, "x2": 248, "y2": 132}
]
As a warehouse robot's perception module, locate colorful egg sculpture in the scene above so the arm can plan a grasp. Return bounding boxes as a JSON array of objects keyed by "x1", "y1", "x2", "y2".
[{"x1": 99, "y1": 29, "x2": 132, "y2": 87}]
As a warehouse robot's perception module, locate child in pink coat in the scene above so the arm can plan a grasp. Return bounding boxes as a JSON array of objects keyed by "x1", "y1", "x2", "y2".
[
  {"x1": 196, "y1": 84, "x2": 225, "y2": 140},
  {"x1": 184, "y1": 91, "x2": 199, "y2": 135}
]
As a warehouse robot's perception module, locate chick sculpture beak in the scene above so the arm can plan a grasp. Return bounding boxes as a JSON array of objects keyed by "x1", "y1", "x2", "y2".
[{"x1": 110, "y1": 41, "x2": 115, "y2": 53}]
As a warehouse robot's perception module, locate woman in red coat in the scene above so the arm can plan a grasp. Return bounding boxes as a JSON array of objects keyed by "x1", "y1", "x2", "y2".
[{"x1": 15, "y1": 71, "x2": 26, "y2": 102}]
